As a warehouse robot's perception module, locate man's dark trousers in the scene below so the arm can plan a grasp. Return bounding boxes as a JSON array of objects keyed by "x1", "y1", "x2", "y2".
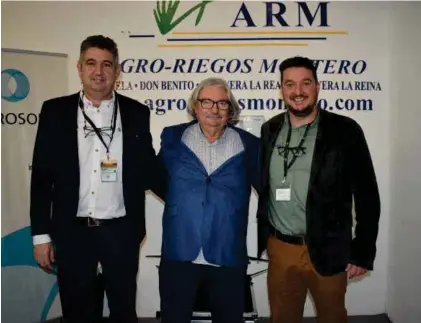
[{"x1": 159, "y1": 259, "x2": 246, "y2": 323}]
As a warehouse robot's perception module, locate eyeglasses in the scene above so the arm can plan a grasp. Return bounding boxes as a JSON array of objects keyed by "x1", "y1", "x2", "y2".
[
  {"x1": 197, "y1": 98, "x2": 231, "y2": 110},
  {"x1": 276, "y1": 145, "x2": 307, "y2": 158}
]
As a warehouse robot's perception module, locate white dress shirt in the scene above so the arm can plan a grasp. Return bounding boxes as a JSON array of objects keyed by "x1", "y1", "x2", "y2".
[{"x1": 32, "y1": 92, "x2": 125, "y2": 245}]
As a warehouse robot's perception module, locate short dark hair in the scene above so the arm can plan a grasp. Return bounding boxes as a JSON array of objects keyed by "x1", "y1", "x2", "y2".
[
  {"x1": 279, "y1": 56, "x2": 318, "y2": 83},
  {"x1": 79, "y1": 35, "x2": 119, "y2": 67}
]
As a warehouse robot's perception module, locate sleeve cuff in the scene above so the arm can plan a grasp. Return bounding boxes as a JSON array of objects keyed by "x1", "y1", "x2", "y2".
[{"x1": 33, "y1": 234, "x2": 52, "y2": 245}]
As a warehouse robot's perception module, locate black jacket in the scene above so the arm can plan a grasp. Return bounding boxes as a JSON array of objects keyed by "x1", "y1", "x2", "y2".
[
  {"x1": 257, "y1": 109, "x2": 381, "y2": 276},
  {"x1": 29, "y1": 92, "x2": 165, "y2": 244}
]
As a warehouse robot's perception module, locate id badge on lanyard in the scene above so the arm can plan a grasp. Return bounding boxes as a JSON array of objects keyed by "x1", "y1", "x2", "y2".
[
  {"x1": 276, "y1": 178, "x2": 291, "y2": 201},
  {"x1": 275, "y1": 115, "x2": 312, "y2": 202},
  {"x1": 101, "y1": 157, "x2": 118, "y2": 182},
  {"x1": 79, "y1": 94, "x2": 119, "y2": 183}
]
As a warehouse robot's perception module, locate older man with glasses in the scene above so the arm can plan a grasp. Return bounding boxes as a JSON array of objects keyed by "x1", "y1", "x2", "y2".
[{"x1": 157, "y1": 77, "x2": 261, "y2": 323}]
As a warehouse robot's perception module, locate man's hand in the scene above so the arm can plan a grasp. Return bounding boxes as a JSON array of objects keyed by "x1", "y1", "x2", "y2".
[
  {"x1": 34, "y1": 242, "x2": 55, "y2": 271},
  {"x1": 346, "y1": 264, "x2": 367, "y2": 279}
]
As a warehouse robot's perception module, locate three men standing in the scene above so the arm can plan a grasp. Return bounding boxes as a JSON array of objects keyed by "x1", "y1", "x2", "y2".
[{"x1": 29, "y1": 35, "x2": 381, "y2": 323}]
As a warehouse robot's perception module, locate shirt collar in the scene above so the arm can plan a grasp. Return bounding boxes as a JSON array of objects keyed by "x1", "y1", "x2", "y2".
[
  {"x1": 79, "y1": 91, "x2": 115, "y2": 109},
  {"x1": 196, "y1": 122, "x2": 228, "y2": 145}
]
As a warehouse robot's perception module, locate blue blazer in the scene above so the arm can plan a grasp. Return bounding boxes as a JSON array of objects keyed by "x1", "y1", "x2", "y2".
[{"x1": 159, "y1": 121, "x2": 261, "y2": 268}]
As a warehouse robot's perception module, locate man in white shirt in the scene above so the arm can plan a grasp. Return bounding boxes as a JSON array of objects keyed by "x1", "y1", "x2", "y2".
[{"x1": 30, "y1": 35, "x2": 165, "y2": 323}]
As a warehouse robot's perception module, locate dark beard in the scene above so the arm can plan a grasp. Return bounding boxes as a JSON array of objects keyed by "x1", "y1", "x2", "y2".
[{"x1": 286, "y1": 102, "x2": 316, "y2": 118}]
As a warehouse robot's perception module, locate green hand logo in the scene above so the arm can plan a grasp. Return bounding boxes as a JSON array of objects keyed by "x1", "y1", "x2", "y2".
[{"x1": 154, "y1": 0, "x2": 213, "y2": 35}]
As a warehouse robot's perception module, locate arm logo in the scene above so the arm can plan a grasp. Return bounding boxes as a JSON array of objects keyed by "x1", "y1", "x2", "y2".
[
  {"x1": 2, "y1": 68, "x2": 30, "y2": 102},
  {"x1": 153, "y1": 0, "x2": 212, "y2": 35},
  {"x1": 124, "y1": 1, "x2": 348, "y2": 48}
]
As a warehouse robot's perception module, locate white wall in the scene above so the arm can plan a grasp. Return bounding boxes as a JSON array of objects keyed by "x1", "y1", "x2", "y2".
[
  {"x1": 387, "y1": 3, "x2": 421, "y2": 323},
  {"x1": 1, "y1": 1, "x2": 394, "y2": 319}
]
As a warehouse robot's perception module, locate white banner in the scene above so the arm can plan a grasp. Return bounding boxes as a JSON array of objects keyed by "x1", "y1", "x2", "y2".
[
  {"x1": 1, "y1": 49, "x2": 68, "y2": 322},
  {"x1": 1, "y1": 0, "x2": 391, "y2": 319}
]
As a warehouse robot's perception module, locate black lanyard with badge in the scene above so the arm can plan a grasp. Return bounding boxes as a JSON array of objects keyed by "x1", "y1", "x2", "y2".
[
  {"x1": 79, "y1": 93, "x2": 119, "y2": 182},
  {"x1": 276, "y1": 114, "x2": 312, "y2": 202}
]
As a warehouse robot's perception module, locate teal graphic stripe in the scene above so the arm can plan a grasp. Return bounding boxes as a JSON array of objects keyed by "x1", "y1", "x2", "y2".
[
  {"x1": 41, "y1": 281, "x2": 59, "y2": 321},
  {"x1": 2, "y1": 226, "x2": 59, "y2": 321}
]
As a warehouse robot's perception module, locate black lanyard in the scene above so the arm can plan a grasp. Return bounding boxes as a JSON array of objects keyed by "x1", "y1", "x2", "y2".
[
  {"x1": 78, "y1": 93, "x2": 118, "y2": 159},
  {"x1": 283, "y1": 114, "x2": 312, "y2": 180}
]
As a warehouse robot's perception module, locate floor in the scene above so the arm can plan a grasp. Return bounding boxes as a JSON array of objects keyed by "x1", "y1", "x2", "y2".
[{"x1": 47, "y1": 314, "x2": 392, "y2": 322}]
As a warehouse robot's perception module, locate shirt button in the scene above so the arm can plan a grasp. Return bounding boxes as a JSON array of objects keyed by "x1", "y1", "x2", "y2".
[
  {"x1": 91, "y1": 191, "x2": 95, "y2": 194},
  {"x1": 94, "y1": 170, "x2": 97, "y2": 173},
  {"x1": 89, "y1": 212, "x2": 92, "y2": 215},
  {"x1": 95, "y1": 149, "x2": 99, "y2": 152}
]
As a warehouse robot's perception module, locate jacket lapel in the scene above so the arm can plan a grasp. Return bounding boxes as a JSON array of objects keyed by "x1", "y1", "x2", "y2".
[
  {"x1": 118, "y1": 93, "x2": 128, "y2": 140},
  {"x1": 65, "y1": 94, "x2": 80, "y2": 173},
  {"x1": 58, "y1": 93, "x2": 80, "y2": 196},
  {"x1": 117, "y1": 94, "x2": 130, "y2": 185},
  {"x1": 260, "y1": 113, "x2": 285, "y2": 198},
  {"x1": 308, "y1": 109, "x2": 328, "y2": 187},
  {"x1": 265, "y1": 113, "x2": 285, "y2": 171}
]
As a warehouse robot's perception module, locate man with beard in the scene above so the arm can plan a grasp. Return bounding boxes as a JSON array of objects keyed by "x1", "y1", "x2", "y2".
[{"x1": 257, "y1": 56, "x2": 381, "y2": 323}]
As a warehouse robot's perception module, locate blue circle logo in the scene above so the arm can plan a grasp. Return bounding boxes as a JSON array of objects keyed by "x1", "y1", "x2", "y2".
[{"x1": 2, "y1": 69, "x2": 30, "y2": 102}]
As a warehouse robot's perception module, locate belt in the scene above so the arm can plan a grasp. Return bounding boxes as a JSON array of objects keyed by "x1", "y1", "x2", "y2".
[
  {"x1": 271, "y1": 226, "x2": 306, "y2": 245},
  {"x1": 76, "y1": 216, "x2": 124, "y2": 227}
]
